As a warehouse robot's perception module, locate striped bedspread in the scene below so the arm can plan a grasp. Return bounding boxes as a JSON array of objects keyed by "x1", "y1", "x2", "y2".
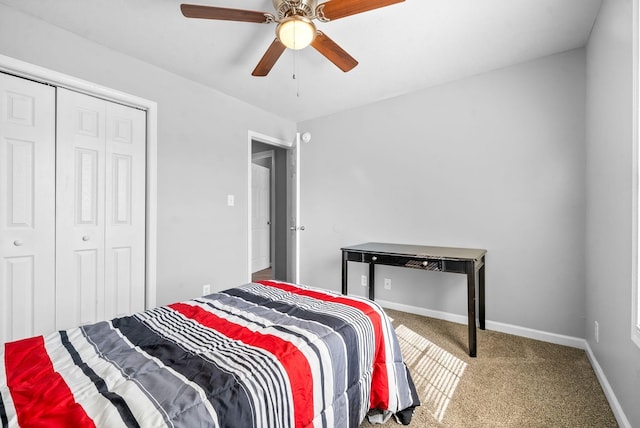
[{"x1": 0, "y1": 280, "x2": 419, "y2": 427}]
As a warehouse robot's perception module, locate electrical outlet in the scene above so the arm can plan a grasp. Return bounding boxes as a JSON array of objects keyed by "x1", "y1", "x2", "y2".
[
  {"x1": 595, "y1": 321, "x2": 599, "y2": 343},
  {"x1": 384, "y1": 278, "x2": 391, "y2": 290},
  {"x1": 361, "y1": 275, "x2": 367, "y2": 287},
  {"x1": 203, "y1": 284, "x2": 211, "y2": 295},
  {"x1": 227, "y1": 195, "x2": 235, "y2": 206}
]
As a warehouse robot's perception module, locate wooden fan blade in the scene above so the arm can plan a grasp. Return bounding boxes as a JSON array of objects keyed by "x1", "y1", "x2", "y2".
[
  {"x1": 317, "y1": 0, "x2": 404, "y2": 21},
  {"x1": 311, "y1": 32, "x2": 358, "y2": 72},
  {"x1": 181, "y1": 4, "x2": 271, "y2": 23},
  {"x1": 252, "y1": 39, "x2": 287, "y2": 76}
]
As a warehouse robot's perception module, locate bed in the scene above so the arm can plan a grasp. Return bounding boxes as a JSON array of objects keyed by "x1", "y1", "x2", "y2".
[{"x1": 0, "y1": 280, "x2": 419, "y2": 427}]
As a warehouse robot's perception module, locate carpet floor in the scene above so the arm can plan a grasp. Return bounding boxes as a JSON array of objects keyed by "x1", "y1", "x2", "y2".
[{"x1": 361, "y1": 309, "x2": 618, "y2": 428}]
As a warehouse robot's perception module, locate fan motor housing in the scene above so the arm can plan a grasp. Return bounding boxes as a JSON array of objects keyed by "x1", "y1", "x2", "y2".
[{"x1": 272, "y1": 0, "x2": 318, "y2": 19}]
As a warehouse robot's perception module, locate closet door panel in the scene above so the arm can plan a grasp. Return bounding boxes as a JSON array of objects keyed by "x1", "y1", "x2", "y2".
[
  {"x1": 56, "y1": 89, "x2": 146, "y2": 329},
  {"x1": 105, "y1": 103, "x2": 146, "y2": 319},
  {"x1": 56, "y1": 88, "x2": 106, "y2": 330},
  {"x1": 0, "y1": 73, "x2": 55, "y2": 342},
  {"x1": 76, "y1": 249, "x2": 100, "y2": 325}
]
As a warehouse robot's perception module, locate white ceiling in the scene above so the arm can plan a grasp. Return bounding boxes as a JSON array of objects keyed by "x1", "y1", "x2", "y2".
[{"x1": 0, "y1": 0, "x2": 602, "y2": 121}]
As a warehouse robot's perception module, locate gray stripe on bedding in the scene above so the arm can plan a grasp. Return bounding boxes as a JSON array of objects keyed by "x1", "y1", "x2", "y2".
[
  {"x1": 210, "y1": 290, "x2": 349, "y2": 397},
  {"x1": 82, "y1": 321, "x2": 216, "y2": 427},
  {"x1": 218, "y1": 283, "x2": 374, "y2": 427},
  {"x1": 137, "y1": 306, "x2": 292, "y2": 427}
]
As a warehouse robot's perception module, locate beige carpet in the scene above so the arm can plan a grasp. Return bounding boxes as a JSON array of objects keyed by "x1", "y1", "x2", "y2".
[{"x1": 361, "y1": 309, "x2": 618, "y2": 428}]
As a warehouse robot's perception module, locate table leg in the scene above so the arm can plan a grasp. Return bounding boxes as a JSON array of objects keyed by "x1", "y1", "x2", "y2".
[
  {"x1": 341, "y1": 251, "x2": 348, "y2": 295},
  {"x1": 466, "y1": 261, "x2": 477, "y2": 357},
  {"x1": 369, "y1": 262, "x2": 375, "y2": 301},
  {"x1": 479, "y1": 259, "x2": 485, "y2": 330}
]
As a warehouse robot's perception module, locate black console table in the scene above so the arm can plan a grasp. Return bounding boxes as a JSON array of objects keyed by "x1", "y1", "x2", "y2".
[{"x1": 341, "y1": 242, "x2": 487, "y2": 357}]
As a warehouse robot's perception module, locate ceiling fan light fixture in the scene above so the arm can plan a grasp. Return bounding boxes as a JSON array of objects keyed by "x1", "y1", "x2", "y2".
[{"x1": 276, "y1": 16, "x2": 316, "y2": 50}]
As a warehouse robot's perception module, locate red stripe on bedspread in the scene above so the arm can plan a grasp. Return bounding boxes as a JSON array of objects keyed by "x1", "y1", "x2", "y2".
[
  {"x1": 169, "y1": 302, "x2": 314, "y2": 427},
  {"x1": 258, "y1": 280, "x2": 390, "y2": 410},
  {"x1": 5, "y1": 336, "x2": 95, "y2": 427}
]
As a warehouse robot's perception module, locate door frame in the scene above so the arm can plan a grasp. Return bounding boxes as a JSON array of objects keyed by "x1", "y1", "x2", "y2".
[
  {"x1": 0, "y1": 54, "x2": 158, "y2": 309},
  {"x1": 247, "y1": 131, "x2": 296, "y2": 283}
]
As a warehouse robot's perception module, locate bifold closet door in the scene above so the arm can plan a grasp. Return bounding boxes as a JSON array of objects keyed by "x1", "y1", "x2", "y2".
[
  {"x1": 0, "y1": 73, "x2": 56, "y2": 343},
  {"x1": 56, "y1": 88, "x2": 146, "y2": 331}
]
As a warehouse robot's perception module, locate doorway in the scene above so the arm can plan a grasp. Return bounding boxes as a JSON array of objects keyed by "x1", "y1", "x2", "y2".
[{"x1": 251, "y1": 140, "x2": 289, "y2": 281}]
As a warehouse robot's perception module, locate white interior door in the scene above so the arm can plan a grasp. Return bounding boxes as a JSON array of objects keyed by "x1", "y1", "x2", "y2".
[
  {"x1": 56, "y1": 89, "x2": 107, "y2": 330},
  {"x1": 0, "y1": 73, "x2": 56, "y2": 342},
  {"x1": 288, "y1": 134, "x2": 301, "y2": 283},
  {"x1": 56, "y1": 88, "x2": 146, "y2": 330},
  {"x1": 104, "y1": 101, "x2": 146, "y2": 319},
  {"x1": 252, "y1": 163, "x2": 271, "y2": 272}
]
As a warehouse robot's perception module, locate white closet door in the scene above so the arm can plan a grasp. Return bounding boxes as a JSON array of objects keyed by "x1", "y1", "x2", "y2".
[
  {"x1": 104, "y1": 101, "x2": 146, "y2": 319},
  {"x1": 56, "y1": 89, "x2": 107, "y2": 330},
  {"x1": 0, "y1": 73, "x2": 56, "y2": 343},
  {"x1": 56, "y1": 89, "x2": 146, "y2": 330}
]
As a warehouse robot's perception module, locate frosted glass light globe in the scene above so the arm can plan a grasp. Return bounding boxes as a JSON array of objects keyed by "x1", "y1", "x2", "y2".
[{"x1": 277, "y1": 16, "x2": 316, "y2": 50}]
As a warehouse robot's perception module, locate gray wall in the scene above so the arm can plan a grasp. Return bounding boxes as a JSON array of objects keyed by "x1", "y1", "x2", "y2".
[
  {"x1": 298, "y1": 48, "x2": 587, "y2": 339},
  {"x1": 2, "y1": 1, "x2": 637, "y2": 425},
  {"x1": 0, "y1": 4, "x2": 297, "y2": 306},
  {"x1": 586, "y1": 0, "x2": 640, "y2": 426}
]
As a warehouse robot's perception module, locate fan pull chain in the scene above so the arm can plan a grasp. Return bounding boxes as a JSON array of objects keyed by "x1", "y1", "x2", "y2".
[
  {"x1": 293, "y1": 49, "x2": 300, "y2": 97},
  {"x1": 291, "y1": 20, "x2": 300, "y2": 97}
]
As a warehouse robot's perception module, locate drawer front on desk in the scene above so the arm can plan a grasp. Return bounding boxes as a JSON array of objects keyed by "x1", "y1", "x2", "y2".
[
  {"x1": 344, "y1": 252, "x2": 400, "y2": 265},
  {"x1": 403, "y1": 258, "x2": 443, "y2": 271},
  {"x1": 344, "y1": 251, "x2": 468, "y2": 274},
  {"x1": 442, "y1": 260, "x2": 467, "y2": 274},
  {"x1": 362, "y1": 253, "x2": 406, "y2": 266},
  {"x1": 345, "y1": 252, "x2": 366, "y2": 263},
  {"x1": 345, "y1": 252, "x2": 405, "y2": 265},
  {"x1": 352, "y1": 253, "x2": 445, "y2": 272}
]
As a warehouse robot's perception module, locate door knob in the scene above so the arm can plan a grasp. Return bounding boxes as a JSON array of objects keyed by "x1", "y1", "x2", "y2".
[
  {"x1": 82, "y1": 236, "x2": 90, "y2": 241},
  {"x1": 13, "y1": 240, "x2": 23, "y2": 246}
]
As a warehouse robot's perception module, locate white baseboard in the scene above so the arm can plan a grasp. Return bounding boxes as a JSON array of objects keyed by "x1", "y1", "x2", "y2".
[
  {"x1": 375, "y1": 298, "x2": 585, "y2": 349},
  {"x1": 374, "y1": 298, "x2": 631, "y2": 428},
  {"x1": 484, "y1": 319, "x2": 587, "y2": 349},
  {"x1": 375, "y1": 299, "x2": 469, "y2": 325},
  {"x1": 584, "y1": 343, "x2": 632, "y2": 428}
]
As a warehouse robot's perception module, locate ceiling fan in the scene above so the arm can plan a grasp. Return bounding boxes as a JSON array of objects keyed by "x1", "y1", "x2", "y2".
[{"x1": 180, "y1": 0, "x2": 405, "y2": 76}]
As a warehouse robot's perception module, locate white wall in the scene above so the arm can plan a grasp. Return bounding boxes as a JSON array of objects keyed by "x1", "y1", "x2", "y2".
[
  {"x1": 298, "y1": 49, "x2": 587, "y2": 339},
  {"x1": 586, "y1": 0, "x2": 640, "y2": 426},
  {"x1": 0, "y1": 4, "x2": 297, "y2": 306}
]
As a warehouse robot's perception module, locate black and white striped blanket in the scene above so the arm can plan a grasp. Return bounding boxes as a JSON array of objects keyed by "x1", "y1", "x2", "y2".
[{"x1": 1, "y1": 280, "x2": 419, "y2": 427}]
